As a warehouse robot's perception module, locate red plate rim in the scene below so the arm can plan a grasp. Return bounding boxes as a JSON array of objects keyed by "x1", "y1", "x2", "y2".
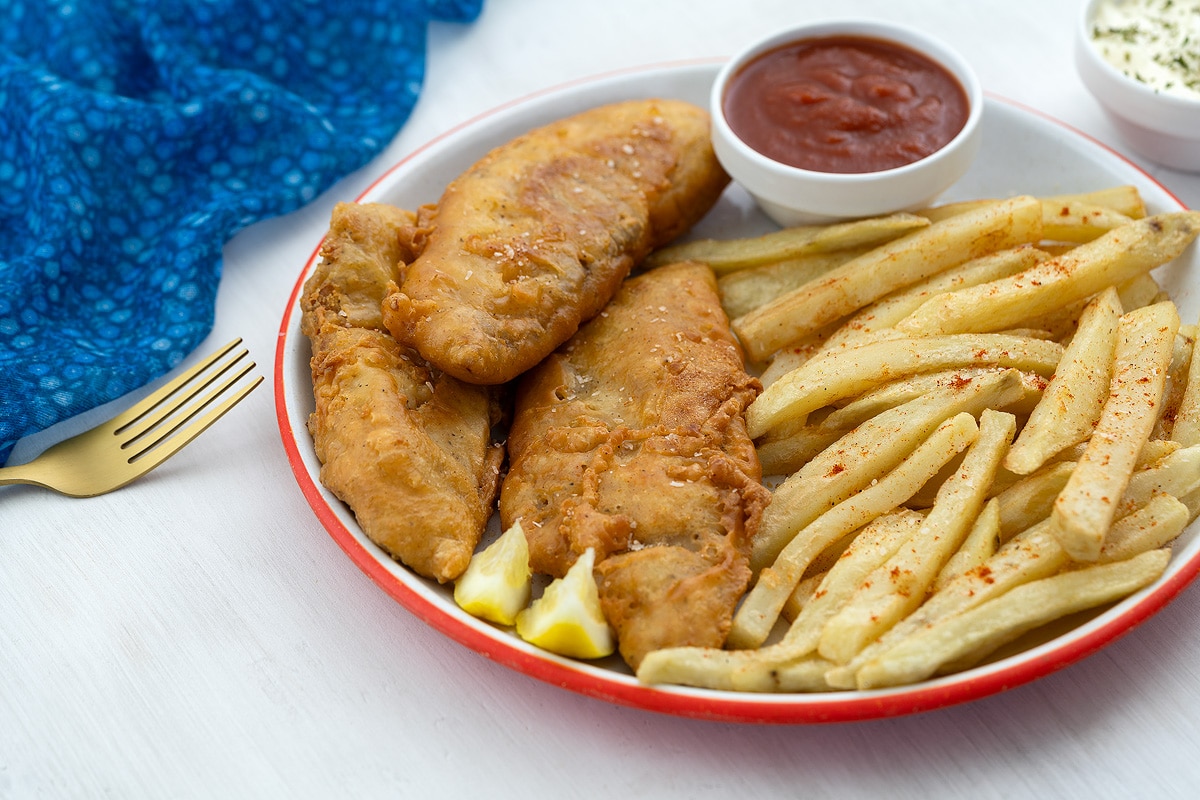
[{"x1": 274, "y1": 60, "x2": 1200, "y2": 724}]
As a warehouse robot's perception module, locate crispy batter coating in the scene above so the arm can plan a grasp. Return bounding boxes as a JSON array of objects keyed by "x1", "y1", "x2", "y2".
[
  {"x1": 303, "y1": 202, "x2": 505, "y2": 584},
  {"x1": 381, "y1": 98, "x2": 730, "y2": 386},
  {"x1": 499, "y1": 262, "x2": 770, "y2": 668}
]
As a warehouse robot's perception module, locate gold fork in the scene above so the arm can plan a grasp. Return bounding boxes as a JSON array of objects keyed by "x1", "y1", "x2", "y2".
[{"x1": 0, "y1": 338, "x2": 262, "y2": 497}]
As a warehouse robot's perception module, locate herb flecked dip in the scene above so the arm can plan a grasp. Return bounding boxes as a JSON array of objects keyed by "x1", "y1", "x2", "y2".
[{"x1": 1091, "y1": 0, "x2": 1200, "y2": 99}]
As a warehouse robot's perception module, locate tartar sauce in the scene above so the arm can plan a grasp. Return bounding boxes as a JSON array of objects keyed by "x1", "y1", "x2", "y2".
[{"x1": 1091, "y1": 0, "x2": 1200, "y2": 99}]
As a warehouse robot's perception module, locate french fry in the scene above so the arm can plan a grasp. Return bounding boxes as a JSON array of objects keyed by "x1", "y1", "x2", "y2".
[
  {"x1": 642, "y1": 510, "x2": 926, "y2": 692},
  {"x1": 920, "y1": 191, "x2": 1143, "y2": 239},
  {"x1": 751, "y1": 369, "x2": 1025, "y2": 572},
  {"x1": 644, "y1": 212, "x2": 930, "y2": 272},
  {"x1": 1153, "y1": 327, "x2": 1195, "y2": 440},
  {"x1": 781, "y1": 569, "x2": 830, "y2": 623},
  {"x1": 1171, "y1": 315, "x2": 1200, "y2": 447},
  {"x1": 815, "y1": 410, "x2": 1016, "y2": 665},
  {"x1": 811, "y1": 246, "x2": 1051, "y2": 356},
  {"x1": 745, "y1": 333, "x2": 1062, "y2": 439},
  {"x1": 1040, "y1": 200, "x2": 1135, "y2": 243},
  {"x1": 1097, "y1": 493, "x2": 1189, "y2": 564},
  {"x1": 994, "y1": 461, "x2": 1075, "y2": 541},
  {"x1": 1043, "y1": 185, "x2": 1146, "y2": 219},
  {"x1": 841, "y1": 497, "x2": 1178, "y2": 689},
  {"x1": 1117, "y1": 271, "x2": 1164, "y2": 311},
  {"x1": 1004, "y1": 286, "x2": 1123, "y2": 475},
  {"x1": 821, "y1": 367, "x2": 1045, "y2": 432},
  {"x1": 1118, "y1": 444, "x2": 1200, "y2": 517},
  {"x1": 636, "y1": 646, "x2": 835, "y2": 692},
  {"x1": 895, "y1": 212, "x2": 1200, "y2": 336},
  {"x1": 716, "y1": 250, "x2": 866, "y2": 318},
  {"x1": 756, "y1": 426, "x2": 846, "y2": 476},
  {"x1": 853, "y1": 548, "x2": 1170, "y2": 689},
  {"x1": 934, "y1": 497, "x2": 1001, "y2": 591},
  {"x1": 1052, "y1": 301, "x2": 1181, "y2": 561},
  {"x1": 778, "y1": 509, "x2": 925, "y2": 658},
  {"x1": 728, "y1": 413, "x2": 979, "y2": 650},
  {"x1": 824, "y1": 517, "x2": 1071, "y2": 688},
  {"x1": 733, "y1": 196, "x2": 1044, "y2": 361}
]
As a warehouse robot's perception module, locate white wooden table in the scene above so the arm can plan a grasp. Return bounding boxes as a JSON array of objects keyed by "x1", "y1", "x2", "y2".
[{"x1": 5, "y1": 1, "x2": 1200, "y2": 797}]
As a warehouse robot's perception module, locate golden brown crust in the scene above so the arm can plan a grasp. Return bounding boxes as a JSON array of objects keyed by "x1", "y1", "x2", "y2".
[
  {"x1": 499, "y1": 262, "x2": 769, "y2": 667},
  {"x1": 302, "y1": 202, "x2": 504, "y2": 584},
  {"x1": 300, "y1": 202, "x2": 422, "y2": 336},
  {"x1": 381, "y1": 98, "x2": 730, "y2": 386}
]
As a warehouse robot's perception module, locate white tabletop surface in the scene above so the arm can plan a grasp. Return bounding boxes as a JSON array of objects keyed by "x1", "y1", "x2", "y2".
[{"x1": 5, "y1": 0, "x2": 1200, "y2": 797}]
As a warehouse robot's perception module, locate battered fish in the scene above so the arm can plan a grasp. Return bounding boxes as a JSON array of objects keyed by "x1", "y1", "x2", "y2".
[
  {"x1": 499, "y1": 262, "x2": 770, "y2": 669},
  {"x1": 303, "y1": 202, "x2": 505, "y2": 584},
  {"x1": 382, "y1": 98, "x2": 730, "y2": 386}
]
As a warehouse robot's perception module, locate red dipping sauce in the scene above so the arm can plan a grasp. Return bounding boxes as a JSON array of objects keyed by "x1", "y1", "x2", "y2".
[{"x1": 723, "y1": 35, "x2": 970, "y2": 174}]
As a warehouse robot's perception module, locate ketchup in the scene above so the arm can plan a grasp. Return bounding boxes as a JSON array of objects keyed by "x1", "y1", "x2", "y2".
[{"x1": 723, "y1": 36, "x2": 970, "y2": 174}]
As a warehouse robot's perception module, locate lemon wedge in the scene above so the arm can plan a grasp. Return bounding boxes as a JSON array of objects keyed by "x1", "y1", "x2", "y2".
[
  {"x1": 515, "y1": 548, "x2": 615, "y2": 659},
  {"x1": 453, "y1": 520, "x2": 532, "y2": 626}
]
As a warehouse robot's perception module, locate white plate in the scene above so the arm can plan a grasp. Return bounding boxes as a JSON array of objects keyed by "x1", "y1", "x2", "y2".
[{"x1": 275, "y1": 61, "x2": 1200, "y2": 724}]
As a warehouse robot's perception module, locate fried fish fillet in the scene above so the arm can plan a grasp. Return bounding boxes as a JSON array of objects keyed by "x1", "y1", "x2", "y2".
[
  {"x1": 381, "y1": 98, "x2": 730, "y2": 386},
  {"x1": 303, "y1": 202, "x2": 505, "y2": 584},
  {"x1": 499, "y1": 262, "x2": 770, "y2": 668}
]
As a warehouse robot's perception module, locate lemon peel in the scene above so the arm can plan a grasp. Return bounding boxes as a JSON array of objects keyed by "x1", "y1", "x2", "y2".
[
  {"x1": 515, "y1": 548, "x2": 615, "y2": 659},
  {"x1": 454, "y1": 520, "x2": 532, "y2": 626}
]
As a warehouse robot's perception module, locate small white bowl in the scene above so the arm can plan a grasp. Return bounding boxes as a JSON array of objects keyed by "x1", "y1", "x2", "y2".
[
  {"x1": 1075, "y1": 0, "x2": 1200, "y2": 172},
  {"x1": 710, "y1": 21, "x2": 983, "y2": 226}
]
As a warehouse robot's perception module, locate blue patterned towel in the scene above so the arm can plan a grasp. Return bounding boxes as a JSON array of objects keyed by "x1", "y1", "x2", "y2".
[{"x1": 0, "y1": 0, "x2": 482, "y2": 463}]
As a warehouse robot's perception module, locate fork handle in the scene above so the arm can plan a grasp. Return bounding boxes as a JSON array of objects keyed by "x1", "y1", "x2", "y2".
[{"x1": 0, "y1": 462, "x2": 55, "y2": 491}]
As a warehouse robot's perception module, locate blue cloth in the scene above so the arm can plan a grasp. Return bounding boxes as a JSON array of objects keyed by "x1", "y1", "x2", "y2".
[{"x1": 0, "y1": 0, "x2": 482, "y2": 462}]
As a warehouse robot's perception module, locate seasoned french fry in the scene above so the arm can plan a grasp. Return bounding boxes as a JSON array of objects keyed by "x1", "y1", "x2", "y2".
[
  {"x1": 745, "y1": 333, "x2": 1062, "y2": 439},
  {"x1": 1043, "y1": 185, "x2": 1146, "y2": 219},
  {"x1": 1052, "y1": 301, "x2": 1181, "y2": 561},
  {"x1": 1098, "y1": 493, "x2": 1189, "y2": 564},
  {"x1": 902, "y1": 212, "x2": 1200, "y2": 338},
  {"x1": 1118, "y1": 445, "x2": 1200, "y2": 517},
  {"x1": 854, "y1": 548, "x2": 1170, "y2": 689},
  {"x1": 824, "y1": 517, "x2": 1072, "y2": 688},
  {"x1": 717, "y1": 250, "x2": 866, "y2": 318},
  {"x1": 779, "y1": 510, "x2": 925, "y2": 658},
  {"x1": 811, "y1": 246, "x2": 1051, "y2": 356},
  {"x1": 895, "y1": 212, "x2": 1200, "y2": 336},
  {"x1": 781, "y1": 569, "x2": 830, "y2": 623},
  {"x1": 994, "y1": 461, "x2": 1075, "y2": 541},
  {"x1": 645, "y1": 212, "x2": 930, "y2": 272},
  {"x1": 920, "y1": 190, "x2": 1143, "y2": 237},
  {"x1": 728, "y1": 413, "x2": 979, "y2": 650},
  {"x1": 915, "y1": 198, "x2": 996, "y2": 222},
  {"x1": 1171, "y1": 315, "x2": 1200, "y2": 447},
  {"x1": 758, "y1": 340, "x2": 823, "y2": 386},
  {"x1": 1117, "y1": 271, "x2": 1164, "y2": 311},
  {"x1": 636, "y1": 646, "x2": 835, "y2": 692},
  {"x1": 733, "y1": 196, "x2": 1044, "y2": 361},
  {"x1": 751, "y1": 369, "x2": 1025, "y2": 572},
  {"x1": 756, "y1": 427, "x2": 846, "y2": 476},
  {"x1": 1004, "y1": 286, "x2": 1123, "y2": 475},
  {"x1": 934, "y1": 497, "x2": 1001, "y2": 591},
  {"x1": 645, "y1": 510, "x2": 926, "y2": 692},
  {"x1": 1178, "y1": 483, "x2": 1200, "y2": 522},
  {"x1": 1040, "y1": 200, "x2": 1135, "y2": 243},
  {"x1": 816, "y1": 410, "x2": 1016, "y2": 665},
  {"x1": 1153, "y1": 327, "x2": 1195, "y2": 440},
  {"x1": 821, "y1": 367, "x2": 1045, "y2": 432}
]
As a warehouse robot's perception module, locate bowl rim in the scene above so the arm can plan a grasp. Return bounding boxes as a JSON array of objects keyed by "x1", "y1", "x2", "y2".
[{"x1": 709, "y1": 19, "x2": 985, "y2": 187}]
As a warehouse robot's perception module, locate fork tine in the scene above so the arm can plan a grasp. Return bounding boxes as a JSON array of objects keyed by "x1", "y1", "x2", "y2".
[
  {"x1": 110, "y1": 338, "x2": 244, "y2": 434},
  {"x1": 121, "y1": 372, "x2": 263, "y2": 475},
  {"x1": 115, "y1": 340, "x2": 248, "y2": 445},
  {"x1": 124, "y1": 358, "x2": 259, "y2": 460}
]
